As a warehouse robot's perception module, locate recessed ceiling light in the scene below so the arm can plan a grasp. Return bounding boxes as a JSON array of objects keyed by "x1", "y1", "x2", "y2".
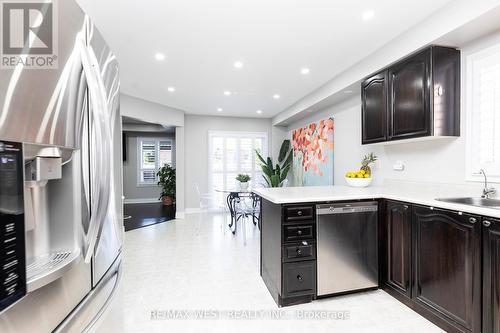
[
  {"x1": 233, "y1": 61, "x2": 244, "y2": 69},
  {"x1": 224, "y1": 91, "x2": 232, "y2": 96},
  {"x1": 217, "y1": 108, "x2": 223, "y2": 112},
  {"x1": 155, "y1": 52, "x2": 165, "y2": 61},
  {"x1": 273, "y1": 94, "x2": 281, "y2": 100},
  {"x1": 300, "y1": 68, "x2": 310, "y2": 75},
  {"x1": 167, "y1": 86, "x2": 175, "y2": 92},
  {"x1": 256, "y1": 110, "x2": 263, "y2": 114},
  {"x1": 362, "y1": 10, "x2": 375, "y2": 21}
]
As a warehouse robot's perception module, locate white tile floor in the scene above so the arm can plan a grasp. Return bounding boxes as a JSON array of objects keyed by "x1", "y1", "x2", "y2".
[{"x1": 93, "y1": 212, "x2": 443, "y2": 333}]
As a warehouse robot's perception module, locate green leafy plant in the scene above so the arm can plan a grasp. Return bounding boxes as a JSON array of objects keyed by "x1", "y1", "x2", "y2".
[
  {"x1": 236, "y1": 174, "x2": 251, "y2": 182},
  {"x1": 157, "y1": 164, "x2": 176, "y2": 203},
  {"x1": 255, "y1": 139, "x2": 293, "y2": 187}
]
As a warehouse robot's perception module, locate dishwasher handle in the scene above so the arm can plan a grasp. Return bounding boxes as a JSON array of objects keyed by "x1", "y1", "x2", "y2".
[{"x1": 316, "y1": 202, "x2": 378, "y2": 215}]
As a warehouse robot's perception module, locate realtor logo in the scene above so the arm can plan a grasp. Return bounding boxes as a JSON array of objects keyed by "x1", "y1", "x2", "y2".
[{"x1": 1, "y1": 0, "x2": 58, "y2": 69}]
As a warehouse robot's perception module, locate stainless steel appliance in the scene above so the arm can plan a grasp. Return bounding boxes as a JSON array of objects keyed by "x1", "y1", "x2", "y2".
[
  {"x1": 0, "y1": 0, "x2": 123, "y2": 332},
  {"x1": 0, "y1": 141, "x2": 26, "y2": 313},
  {"x1": 316, "y1": 202, "x2": 378, "y2": 296}
]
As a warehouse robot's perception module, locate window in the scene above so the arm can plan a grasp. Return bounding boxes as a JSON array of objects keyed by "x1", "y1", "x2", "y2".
[
  {"x1": 466, "y1": 43, "x2": 500, "y2": 181},
  {"x1": 208, "y1": 131, "x2": 268, "y2": 206},
  {"x1": 138, "y1": 138, "x2": 172, "y2": 185}
]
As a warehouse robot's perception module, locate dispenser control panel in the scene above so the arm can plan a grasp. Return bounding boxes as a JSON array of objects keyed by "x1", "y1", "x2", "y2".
[{"x1": 0, "y1": 141, "x2": 26, "y2": 313}]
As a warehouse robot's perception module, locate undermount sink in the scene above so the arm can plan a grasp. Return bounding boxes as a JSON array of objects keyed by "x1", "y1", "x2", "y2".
[{"x1": 435, "y1": 197, "x2": 500, "y2": 208}]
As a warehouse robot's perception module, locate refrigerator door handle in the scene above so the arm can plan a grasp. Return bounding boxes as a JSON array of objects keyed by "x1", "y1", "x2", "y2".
[{"x1": 79, "y1": 34, "x2": 111, "y2": 263}]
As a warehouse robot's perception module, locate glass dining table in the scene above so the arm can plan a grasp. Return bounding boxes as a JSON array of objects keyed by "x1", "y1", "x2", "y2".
[{"x1": 215, "y1": 187, "x2": 261, "y2": 234}]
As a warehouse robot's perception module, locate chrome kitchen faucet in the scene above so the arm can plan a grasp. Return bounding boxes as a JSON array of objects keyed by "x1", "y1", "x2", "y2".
[{"x1": 480, "y1": 169, "x2": 497, "y2": 199}]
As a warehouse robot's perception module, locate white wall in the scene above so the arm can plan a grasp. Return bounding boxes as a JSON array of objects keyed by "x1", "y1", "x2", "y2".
[
  {"x1": 285, "y1": 29, "x2": 500, "y2": 189},
  {"x1": 184, "y1": 115, "x2": 273, "y2": 210},
  {"x1": 175, "y1": 126, "x2": 185, "y2": 218},
  {"x1": 121, "y1": 94, "x2": 185, "y2": 126}
]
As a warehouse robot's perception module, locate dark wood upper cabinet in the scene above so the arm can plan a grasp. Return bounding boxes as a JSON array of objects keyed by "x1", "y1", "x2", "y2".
[
  {"x1": 413, "y1": 206, "x2": 481, "y2": 333},
  {"x1": 361, "y1": 45, "x2": 460, "y2": 144},
  {"x1": 383, "y1": 201, "x2": 412, "y2": 298},
  {"x1": 362, "y1": 71, "x2": 388, "y2": 144},
  {"x1": 482, "y1": 218, "x2": 500, "y2": 333},
  {"x1": 389, "y1": 48, "x2": 431, "y2": 139}
]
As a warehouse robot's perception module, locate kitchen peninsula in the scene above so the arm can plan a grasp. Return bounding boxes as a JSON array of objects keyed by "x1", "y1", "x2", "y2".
[{"x1": 254, "y1": 185, "x2": 500, "y2": 333}]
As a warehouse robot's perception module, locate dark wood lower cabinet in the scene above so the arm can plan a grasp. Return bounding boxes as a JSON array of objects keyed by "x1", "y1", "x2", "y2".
[
  {"x1": 260, "y1": 199, "x2": 317, "y2": 307},
  {"x1": 482, "y1": 218, "x2": 500, "y2": 333},
  {"x1": 384, "y1": 201, "x2": 412, "y2": 298},
  {"x1": 412, "y1": 206, "x2": 481, "y2": 333},
  {"x1": 261, "y1": 197, "x2": 497, "y2": 331}
]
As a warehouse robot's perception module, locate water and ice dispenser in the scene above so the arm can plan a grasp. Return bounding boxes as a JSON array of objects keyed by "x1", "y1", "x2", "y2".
[{"x1": 23, "y1": 143, "x2": 82, "y2": 293}]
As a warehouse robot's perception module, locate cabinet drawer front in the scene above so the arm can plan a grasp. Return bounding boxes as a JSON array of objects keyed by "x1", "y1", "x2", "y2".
[
  {"x1": 283, "y1": 262, "x2": 316, "y2": 297},
  {"x1": 284, "y1": 206, "x2": 314, "y2": 222},
  {"x1": 283, "y1": 241, "x2": 316, "y2": 262},
  {"x1": 284, "y1": 224, "x2": 314, "y2": 242}
]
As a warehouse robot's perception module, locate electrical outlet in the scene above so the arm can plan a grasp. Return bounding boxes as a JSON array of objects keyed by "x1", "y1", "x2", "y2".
[{"x1": 393, "y1": 161, "x2": 405, "y2": 171}]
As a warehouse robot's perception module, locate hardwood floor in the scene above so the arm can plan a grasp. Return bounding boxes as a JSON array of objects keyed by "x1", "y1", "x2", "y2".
[{"x1": 123, "y1": 203, "x2": 175, "y2": 231}]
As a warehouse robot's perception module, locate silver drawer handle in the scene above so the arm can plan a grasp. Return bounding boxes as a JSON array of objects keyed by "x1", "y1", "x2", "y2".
[
  {"x1": 469, "y1": 217, "x2": 477, "y2": 224},
  {"x1": 297, "y1": 211, "x2": 302, "y2": 216},
  {"x1": 483, "y1": 220, "x2": 491, "y2": 227}
]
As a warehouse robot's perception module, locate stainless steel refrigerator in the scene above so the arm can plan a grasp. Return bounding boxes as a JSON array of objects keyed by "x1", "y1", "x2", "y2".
[{"x1": 0, "y1": 0, "x2": 123, "y2": 331}]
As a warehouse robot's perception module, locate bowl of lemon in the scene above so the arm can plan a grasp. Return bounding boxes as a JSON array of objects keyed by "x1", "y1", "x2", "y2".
[
  {"x1": 345, "y1": 169, "x2": 372, "y2": 187},
  {"x1": 345, "y1": 153, "x2": 377, "y2": 187}
]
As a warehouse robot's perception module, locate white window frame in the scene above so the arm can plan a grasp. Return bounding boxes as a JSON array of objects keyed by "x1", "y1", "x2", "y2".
[
  {"x1": 207, "y1": 131, "x2": 269, "y2": 204},
  {"x1": 137, "y1": 137, "x2": 173, "y2": 186},
  {"x1": 465, "y1": 42, "x2": 500, "y2": 183}
]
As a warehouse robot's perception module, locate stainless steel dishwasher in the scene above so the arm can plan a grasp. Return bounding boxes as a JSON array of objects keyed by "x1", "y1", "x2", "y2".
[{"x1": 316, "y1": 201, "x2": 379, "y2": 296}]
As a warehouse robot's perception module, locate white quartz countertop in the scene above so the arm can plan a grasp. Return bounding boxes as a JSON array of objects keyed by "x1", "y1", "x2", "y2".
[{"x1": 252, "y1": 185, "x2": 500, "y2": 219}]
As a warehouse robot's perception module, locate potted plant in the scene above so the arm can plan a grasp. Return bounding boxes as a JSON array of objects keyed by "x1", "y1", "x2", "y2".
[
  {"x1": 236, "y1": 174, "x2": 251, "y2": 190},
  {"x1": 157, "y1": 164, "x2": 176, "y2": 206},
  {"x1": 255, "y1": 139, "x2": 292, "y2": 187}
]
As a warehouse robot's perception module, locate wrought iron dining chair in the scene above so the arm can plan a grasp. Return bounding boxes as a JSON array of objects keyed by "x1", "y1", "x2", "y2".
[{"x1": 233, "y1": 193, "x2": 261, "y2": 245}]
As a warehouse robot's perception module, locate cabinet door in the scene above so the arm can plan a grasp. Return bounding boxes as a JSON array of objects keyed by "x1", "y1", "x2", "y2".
[
  {"x1": 413, "y1": 207, "x2": 481, "y2": 333},
  {"x1": 482, "y1": 218, "x2": 500, "y2": 333},
  {"x1": 389, "y1": 49, "x2": 431, "y2": 140},
  {"x1": 361, "y1": 71, "x2": 387, "y2": 144},
  {"x1": 384, "y1": 201, "x2": 412, "y2": 298}
]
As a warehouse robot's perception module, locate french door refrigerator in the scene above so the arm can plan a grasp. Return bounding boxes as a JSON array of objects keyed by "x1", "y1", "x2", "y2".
[{"x1": 0, "y1": 0, "x2": 123, "y2": 332}]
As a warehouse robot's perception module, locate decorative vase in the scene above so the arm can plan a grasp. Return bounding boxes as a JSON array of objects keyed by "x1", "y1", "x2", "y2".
[
  {"x1": 239, "y1": 181, "x2": 249, "y2": 191},
  {"x1": 162, "y1": 196, "x2": 173, "y2": 206}
]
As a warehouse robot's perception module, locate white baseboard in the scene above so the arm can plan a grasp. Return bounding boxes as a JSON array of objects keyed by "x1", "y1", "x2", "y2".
[
  {"x1": 124, "y1": 198, "x2": 160, "y2": 204},
  {"x1": 175, "y1": 211, "x2": 185, "y2": 219},
  {"x1": 185, "y1": 207, "x2": 202, "y2": 214}
]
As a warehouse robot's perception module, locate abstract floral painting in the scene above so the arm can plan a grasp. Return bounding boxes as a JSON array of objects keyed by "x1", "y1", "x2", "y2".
[{"x1": 291, "y1": 117, "x2": 334, "y2": 186}]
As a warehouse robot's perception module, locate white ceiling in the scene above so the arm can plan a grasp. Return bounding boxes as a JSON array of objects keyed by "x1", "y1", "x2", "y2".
[{"x1": 77, "y1": 0, "x2": 455, "y2": 118}]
